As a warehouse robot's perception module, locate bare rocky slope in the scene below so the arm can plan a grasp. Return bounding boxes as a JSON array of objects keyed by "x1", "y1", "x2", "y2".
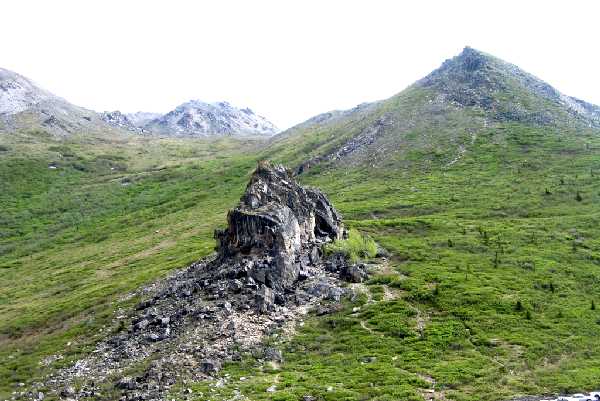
[
  {"x1": 29, "y1": 162, "x2": 368, "y2": 401},
  {"x1": 417, "y1": 47, "x2": 600, "y2": 126},
  {"x1": 142, "y1": 100, "x2": 278, "y2": 137},
  {"x1": 0, "y1": 68, "x2": 116, "y2": 136}
]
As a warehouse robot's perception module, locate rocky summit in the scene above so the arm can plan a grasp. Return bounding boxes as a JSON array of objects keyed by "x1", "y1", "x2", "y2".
[
  {"x1": 142, "y1": 100, "x2": 279, "y2": 137},
  {"x1": 100, "y1": 111, "x2": 142, "y2": 133},
  {"x1": 38, "y1": 162, "x2": 366, "y2": 401}
]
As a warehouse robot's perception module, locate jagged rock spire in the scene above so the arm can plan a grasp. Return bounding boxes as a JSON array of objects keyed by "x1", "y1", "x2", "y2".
[{"x1": 215, "y1": 160, "x2": 344, "y2": 289}]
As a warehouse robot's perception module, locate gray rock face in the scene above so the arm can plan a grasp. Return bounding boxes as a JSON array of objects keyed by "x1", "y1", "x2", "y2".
[
  {"x1": 101, "y1": 110, "x2": 141, "y2": 132},
  {"x1": 143, "y1": 100, "x2": 279, "y2": 137},
  {"x1": 215, "y1": 161, "x2": 344, "y2": 289}
]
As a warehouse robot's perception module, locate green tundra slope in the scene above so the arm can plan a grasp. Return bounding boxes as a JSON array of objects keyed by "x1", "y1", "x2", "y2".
[
  {"x1": 197, "y1": 123, "x2": 600, "y2": 401},
  {"x1": 2, "y1": 48, "x2": 600, "y2": 400},
  {"x1": 181, "y1": 48, "x2": 600, "y2": 401},
  {"x1": 0, "y1": 130, "x2": 263, "y2": 395}
]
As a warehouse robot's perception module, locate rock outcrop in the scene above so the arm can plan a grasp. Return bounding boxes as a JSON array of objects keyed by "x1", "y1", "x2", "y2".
[
  {"x1": 215, "y1": 161, "x2": 344, "y2": 290},
  {"x1": 100, "y1": 111, "x2": 142, "y2": 133},
  {"x1": 36, "y1": 161, "x2": 360, "y2": 401}
]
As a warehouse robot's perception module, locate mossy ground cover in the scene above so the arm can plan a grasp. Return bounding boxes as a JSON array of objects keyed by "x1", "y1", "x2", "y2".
[
  {"x1": 0, "y1": 131, "x2": 262, "y2": 396},
  {"x1": 2, "y1": 120, "x2": 600, "y2": 400},
  {"x1": 185, "y1": 123, "x2": 600, "y2": 401}
]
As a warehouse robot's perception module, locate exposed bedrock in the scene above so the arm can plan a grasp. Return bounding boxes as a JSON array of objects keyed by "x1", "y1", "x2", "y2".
[
  {"x1": 35, "y1": 161, "x2": 360, "y2": 401},
  {"x1": 215, "y1": 160, "x2": 345, "y2": 290}
]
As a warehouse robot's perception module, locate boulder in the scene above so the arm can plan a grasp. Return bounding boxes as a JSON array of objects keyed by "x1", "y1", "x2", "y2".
[
  {"x1": 263, "y1": 347, "x2": 284, "y2": 363},
  {"x1": 199, "y1": 359, "x2": 221, "y2": 375},
  {"x1": 307, "y1": 280, "x2": 345, "y2": 302},
  {"x1": 256, "y1": 285, "x2": 275, "y2": 313},
  {"x1": 342, "y1": 264, "x2": 369, "y2": 283},
  {"x1": 60, "y1": 386, "x2": 76, "y2": 398}
]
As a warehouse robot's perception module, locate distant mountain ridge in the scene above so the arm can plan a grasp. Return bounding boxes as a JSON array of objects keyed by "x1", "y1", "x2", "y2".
[
  {"x1": 0, "y1": 67, "x2": 278, "y2": 137},
  {"x1": 266, "y1": 46, "x2": 600, "y2": 171},
  {"x1": 141, "y1": 100, "x2": 278, "y2": 137},
  {"x1": 100, "y1": 111, "x2": 141, "y2": 133},
  {"x1": 0, "y1": 68, "x2": 113, "y2": 136},
  {"x1": 126, "y1": 111, "x2": 162, "y2": 128}
]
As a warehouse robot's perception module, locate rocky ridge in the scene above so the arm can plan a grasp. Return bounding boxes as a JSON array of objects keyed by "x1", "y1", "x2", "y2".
[
  {"x1": 26, "y1": 162, "x2": 368, "y2": 401},
  {"x1": 143, "y1": 101, "x2": 279, "y2": 137},
  {"x1": 275, "y1": 47, "x2": 600, "y2": 175},
  {"x1": 418, "y1": 47, "x2": 600, "y2": 127},
  {"x1": 0, "y1": 68, "x2": 112, "y2": 136},
  {"x1": 100, "y1": 111, "x2": 142, "y2": 133}
]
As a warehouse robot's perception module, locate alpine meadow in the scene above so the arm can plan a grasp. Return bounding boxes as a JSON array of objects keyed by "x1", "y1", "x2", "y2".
[{"x1": 2, "y1": 43, "x2": 600, "y2": 401}]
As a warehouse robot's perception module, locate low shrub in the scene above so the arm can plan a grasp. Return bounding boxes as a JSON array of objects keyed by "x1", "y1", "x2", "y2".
[{"x1": 324, "y1": 228, "x2": 377, "y2": 262}]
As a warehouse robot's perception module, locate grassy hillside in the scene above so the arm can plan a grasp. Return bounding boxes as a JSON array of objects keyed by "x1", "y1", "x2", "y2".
[
  {"x1": 3, "y1": 119, "x2": 600, "y2": 401},
  {"x1": 2, "y1": 49, "x2": 600, "y2": 400},
  {"x1": 0, "y1": 130, "x2": 264, "y2": 395},
  {"x1": 187, "y1": 123, "x2": 600, "y2": 401}
]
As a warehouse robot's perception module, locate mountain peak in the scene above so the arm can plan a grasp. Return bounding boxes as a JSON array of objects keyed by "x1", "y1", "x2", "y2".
[
  {"x1": 417, "y1": 48, "x2": 600, "y2": 126},
  {"x1": 447, "y1": 46, "x2": 490, "y2": 71},
  {"x1": 275, "y1": 47, "x2": 600, "y2": 172},
  {"x1": 0, "y1": 67, "x2": 112, "y2": 135},
  {"x1": 145, "y1": 99, "x2": 278, "y2": 137},
  {"x1": 0, "y1": 67, "x2": 55, "y2": 115},
  {"x1": 424, "y1": 46, "x2": 500, "y2": 83}
]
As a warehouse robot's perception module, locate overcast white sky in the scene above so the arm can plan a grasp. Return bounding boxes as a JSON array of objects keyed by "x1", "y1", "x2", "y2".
[{"x1": 1, "y1": 0, "x2": 598, "y2": 129}]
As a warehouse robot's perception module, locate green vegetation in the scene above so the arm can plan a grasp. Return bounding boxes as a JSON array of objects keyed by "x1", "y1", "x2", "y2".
[
  {"x1": 183, "y1": 122, "x2": 600, "y2": 401},
  {"x1": 2, "y1": 107, "x2": 600, "y2": 399},
  {"x1": 324, "y1": 228, "x2": 377, "y2": 262},
  {"x1": 0, "y1": 131, "x2": 263, "y2": 395}
]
